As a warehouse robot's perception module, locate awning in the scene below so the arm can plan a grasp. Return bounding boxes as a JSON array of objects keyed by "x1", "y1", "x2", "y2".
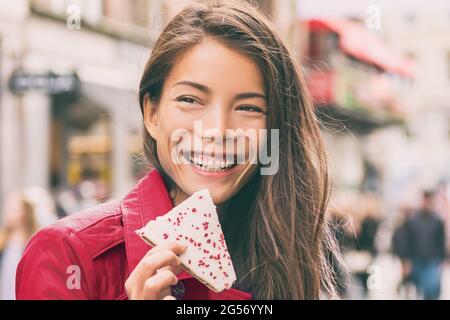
[{"x1": 307, "y1": 18, "x2": 414, "y2": 79}]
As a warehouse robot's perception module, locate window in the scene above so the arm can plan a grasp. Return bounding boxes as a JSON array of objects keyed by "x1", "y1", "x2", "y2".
[{"x1": 308, "y1": 31, "x2": 339, "y2": 64}]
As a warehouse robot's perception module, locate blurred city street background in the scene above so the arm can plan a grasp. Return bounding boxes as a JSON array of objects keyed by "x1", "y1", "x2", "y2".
[{"x1": 0, "y1": 0, "x2": 450, "y2": 300}]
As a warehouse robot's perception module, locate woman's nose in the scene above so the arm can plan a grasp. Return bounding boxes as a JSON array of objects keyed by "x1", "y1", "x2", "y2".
[{"x1": 202, "y1": 105, "x2": 230, "y2": 140}]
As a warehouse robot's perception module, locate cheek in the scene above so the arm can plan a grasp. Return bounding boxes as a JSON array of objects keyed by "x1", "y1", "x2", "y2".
[
  {"x1": 154, "y1": 121, "x2": 176, "y2": 164},
  {"x1": 152, "y1": 111, "x2": 190, "y2": 168},
  {"x1": 244, "y1": 121, "x2": 268, "y2": 160}
]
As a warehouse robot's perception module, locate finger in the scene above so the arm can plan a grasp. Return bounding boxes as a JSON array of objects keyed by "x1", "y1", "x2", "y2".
[
  {"x1": 160, "y1": 287, "x2": 171, "y2": 298},
  {"x1": 128, "y1": 242, "x2": 186, "y2": 286},
  {"x1": 143, "y1": 270, "x2": 178, "y2": 300},
  {"x1": 157, "y1": 264, "x2": 184, "y2": 275},
  {"x1": 163, "y1": 295, "x2": 176, "y2": 300},
  {"x1": 146, "y1": 242, "x2": 187, "y2": 257},
  {"x1": 135, "y1": 250, "x2": 183, "y2": 281}
]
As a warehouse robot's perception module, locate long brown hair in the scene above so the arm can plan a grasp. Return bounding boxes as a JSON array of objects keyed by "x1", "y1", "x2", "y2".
[{"x1": 138, "y1": 0, "x2": 341, "y2": 299}]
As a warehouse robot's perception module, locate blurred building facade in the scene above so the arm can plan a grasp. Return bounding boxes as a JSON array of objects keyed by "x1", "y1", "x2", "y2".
[
  {"x1": 0, "y1": 0, "x2": 163, "y2": 216},
  {"x1": 0, "y1": 0, "x2": 299, "y2": 217},
  {"x1": 298, "y1": 0, "x2": 450, "y2": 223},
  {"x1": 3, "y1": 0, "x2": 445, "y2": 220}
]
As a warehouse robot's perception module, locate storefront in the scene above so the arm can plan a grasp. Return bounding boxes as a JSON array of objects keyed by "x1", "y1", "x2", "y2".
[
  {"x1": 0, "y1": 6, "x2": 151, "y2": 217},
  {"x1": 302, "y1": 17, "x2": 413, "y2": 182}
]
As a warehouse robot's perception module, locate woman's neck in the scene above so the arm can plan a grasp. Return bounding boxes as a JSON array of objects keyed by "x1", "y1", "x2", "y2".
[{"x1": 169, "y1": 187, "x2": 188, "y2": 207}]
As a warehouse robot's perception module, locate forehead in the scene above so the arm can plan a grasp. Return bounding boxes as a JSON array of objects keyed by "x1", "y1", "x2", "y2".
[{"x1": 164, "y1": 38, "x2": 265, "y2": 94}]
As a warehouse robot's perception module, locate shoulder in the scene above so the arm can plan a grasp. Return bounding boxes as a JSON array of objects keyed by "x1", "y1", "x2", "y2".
[
  {"x1": 17, "y1": 200, "x2": 126, "y2": 299},
  {"x1": 29, "y1": 200, "x2": 124, "y2": 259},
  {"x1": 54, "y1": 200, "x2": 122, "y2": 231}
]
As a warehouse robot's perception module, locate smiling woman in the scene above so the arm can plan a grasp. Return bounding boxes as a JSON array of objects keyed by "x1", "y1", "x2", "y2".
[
  {"x1": 15, "y1": 0, "x2": 343, "y2": 300},
  {"x1": 143, "y1": 38, "x2": 268, "y2": 205}
]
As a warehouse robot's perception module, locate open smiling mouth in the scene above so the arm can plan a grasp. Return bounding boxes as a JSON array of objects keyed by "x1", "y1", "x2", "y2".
[{"x1": 182, "y1": 151, "x2": 239, "y2": 173}]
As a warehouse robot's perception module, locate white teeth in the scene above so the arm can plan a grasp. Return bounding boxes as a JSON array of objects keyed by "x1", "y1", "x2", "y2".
[{"x1": 188, "y1": 154, "x2": 235, "y2": 172}]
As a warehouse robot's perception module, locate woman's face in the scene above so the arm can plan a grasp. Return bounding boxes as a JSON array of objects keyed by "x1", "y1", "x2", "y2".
[{"x1": 144, "y1": 38, "x2": 267, "y2": 204}]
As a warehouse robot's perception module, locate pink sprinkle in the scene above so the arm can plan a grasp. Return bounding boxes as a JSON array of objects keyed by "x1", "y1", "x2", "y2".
[
  {"x1": 163, "y1": 233, "x2": 169, "y2": 240},
  {"x1": 192, "y1": 208, "x2": 197, "y2": 213},
  {"x1": 198, "y1": 195, "x2": 203, "y2": 199}
]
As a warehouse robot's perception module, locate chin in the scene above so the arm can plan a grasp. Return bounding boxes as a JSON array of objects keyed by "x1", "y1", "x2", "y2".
[{"x1": 179, "y1": 180, "x2": 234, "y2": 205}]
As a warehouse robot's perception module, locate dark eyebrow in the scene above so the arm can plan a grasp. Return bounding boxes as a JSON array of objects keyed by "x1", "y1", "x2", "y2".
[
  {"x1": 173, "y1": 80, "x2": 266, "y2": 101},
  {"x1": 234, "y1": 92, "x2": 266, "y2": 101},
  {"x1": 173, "y1": 81, "x2": 211, "y2": 93}
]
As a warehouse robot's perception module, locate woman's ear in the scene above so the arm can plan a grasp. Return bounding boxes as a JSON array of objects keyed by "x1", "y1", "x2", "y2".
[{"x1": 143, "y1": 94, "x2": 159, "y2": 140}]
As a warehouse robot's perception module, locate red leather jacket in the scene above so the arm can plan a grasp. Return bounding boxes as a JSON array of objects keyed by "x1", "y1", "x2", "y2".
[{"x1": 16, "y1": 169, "x2": 252, "y2": 300}]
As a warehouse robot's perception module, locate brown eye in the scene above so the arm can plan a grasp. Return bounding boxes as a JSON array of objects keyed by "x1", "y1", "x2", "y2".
[
  {"x1": 176, "y1": 96, "x2": 199, "y2": 104},
  {"x1": 236, "y1": 105, "x2": 265, "y2": 113}
]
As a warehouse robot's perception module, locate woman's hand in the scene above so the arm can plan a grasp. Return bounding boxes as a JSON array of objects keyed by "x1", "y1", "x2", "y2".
[{"x1": 125, "y1": 242, "x2": 187, "y2": 300}]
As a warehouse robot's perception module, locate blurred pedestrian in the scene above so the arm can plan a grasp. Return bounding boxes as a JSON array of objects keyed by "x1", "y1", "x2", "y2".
[
  {"x1": 435, "y1": 180, "x2": 450, "y2": 258},
  {"x1": 406, "y1": 190, "x2": 446, "y2": 300},
  {"x1": 0, "y1": 192, "x2": 38, "y2": 300},
  {"x1": 354, "y1": 194, "x2": 381, "y2": 297},
  {"x1": 392, "y1": 205, "x2": 415, "y2": 298}
]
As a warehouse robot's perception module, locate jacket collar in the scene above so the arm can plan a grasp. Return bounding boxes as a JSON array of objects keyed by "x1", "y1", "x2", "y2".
[
  {"x1": 121, "y1": 169, "x2": 192, "y2": 280},
  {"x1": 121, "y1": 169, "x2": 252, "y2": 299}
]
